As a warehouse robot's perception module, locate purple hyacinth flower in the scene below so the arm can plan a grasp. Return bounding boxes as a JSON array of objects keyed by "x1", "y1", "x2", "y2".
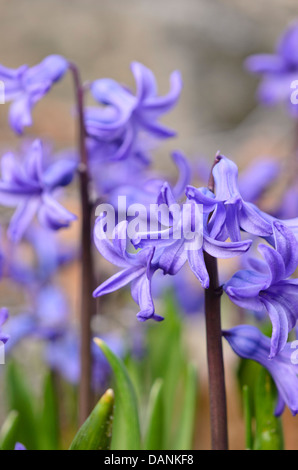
[
  {"x1": 8, "y1": 226, "x2": 77, "y2": 287},
  {"x1": 223, "y1": 325, "x2": 298, "y2": 416},
  {"x1": 0, "y1": 307, "x2": 9, "y2": 345},
  {"x1": 224, "y1": 221, "x2": 298, "y2": 358},
  {"x1": 44, "y1": 329, "x2": 124, "y2": 391},
  {"x1": 133, "y1": 180, "x2": 252, "y2": 289},
  {"x1": 4, "y1": 286, "x2": 69, "y2": 354},
  {"x1": 14, "y1": 443, "x2": 26, "y2": 450},
  {"x1": 93, "y1": 216, "x2": 163, "y2": 322},
  {"x1": 0, "y1": 139, "x2": 77, "y2": 242},
  {"x1": 85, "y1": 62, "x2": 182, "y2": 160},
  {"x1": 0, "y1": 55, "x2": 68, "y2": 134},
  {"x1": 238, "y1": 158, "x2": 280, "y2": 204},
  {"x1": 244, "y1": 22, "x2": 298, "y2": 115},
  {"x1": 186, "y1": 155, "x2": 273, "y2": 242}
]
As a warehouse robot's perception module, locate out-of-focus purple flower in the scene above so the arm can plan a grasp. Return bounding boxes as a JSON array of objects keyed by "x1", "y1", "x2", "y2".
[
  {"x1": 44, "y1": 330, "x2": 124, "y2": 391},
  {"x1": 238, "y1": 158, "x2": 280, "y2": 203},
  {"x1": 133, "y1": 181, "x2": 252, "y2": 289},
  {"x1": 0, "y1": 55, "x2": 68, "y2": 134},
  {"x1": 4, "y1": 286, "x2": 69, "y2": 354},
  {"x1": 244, "y1": 22, "x2": 298, "y2": 115},
  {"x1": 44, "y1": 330, "x2": 80, "y2": 385},
  {"x1": 0, "y1": 307, "x2": 9, "y2": 345},
  {"x1": 0, "y1": 139, "x2": 78, "y2": 242},
  {"x1": 14, "y1": 442, "x2": 26, "y2": 450},
  {"x1": 85, "y1": 62, "x2": 182, "y2": 161},
  {"x1": 91, "y1": 150, "x2": 190, "y2": 215},
  {"x1": 7, "y1": 226, "x2": 77, "y2": 287},
  {"x1": 274, "y1": 184, "x2": 298, "y2": 219},
  {"x1": 152, "y1": 265, "x2": 204, "y2": 316},
  {"x1": 224, "y1": 221, "x2": 298, "y2": 358},
  {"x1": 186, "y1": 155, "x2": 273, "y2": 242},
  {"x1": 223, "y1": 325, "x2": 298, "y2": 416},
  {"x1": 93, "y1": 217, "x2": 162, "y2": 322}
]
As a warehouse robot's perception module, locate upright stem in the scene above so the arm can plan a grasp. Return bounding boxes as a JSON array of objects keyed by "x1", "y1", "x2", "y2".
[
  {"x1": 70, "y1": 63, "x2": 94, "y2": 424},
  {"x1": 204, "y1": 253, "x2": 228, "y2": 450},
  {"x1": 204, "y1": 156, "x2": 228, "y2": 450}
]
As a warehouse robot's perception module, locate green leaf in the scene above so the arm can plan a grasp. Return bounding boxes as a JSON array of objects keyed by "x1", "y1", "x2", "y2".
[
  {"x1": 0, "y1": 410, "x2": 20, "y2": 450},
  {"x1": 254, "y1": 368, "x2": 284, "y2": 450},
  {"x1": 237, "y1": 358, "x2": 262, "y2": 417},
  {"x1": 69, "y1": 388, "x2": 114, "y2": 450},
  {"x1": 39, "y1": 372, "x2": 60, "y2": 450},
  {"x1": 94, "y1": 338, "x2": 141, "y2": 450},
  {"x1": 147, "y1": 291, "x2": 185, "y2": 448},
  {"x1": 174, "y1": 363, "x2": 198, "y2": 450},
  {"x1": 144, "y1": 379, "x2": 164, "y2": 450},
  {"x1": 243, "y1": 385, "x2": 253, "y2": 450},
  {"x1": 5, "y1": 360, "x2": 39, "y2": 450}
]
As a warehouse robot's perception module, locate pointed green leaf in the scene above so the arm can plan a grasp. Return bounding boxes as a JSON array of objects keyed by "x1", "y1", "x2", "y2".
[
  {"x1": 254, "y1": 368, "x2": 284, "y2": 450},
  {"x1": 0, "y1": 410, "x2": 20, "y2": 450},
  {"x1": 94, "y1": 338, "x2": 141, "y2": 450},
  {"x1": 144, "y1": 379, "x2": 164, "y2": 450},
  {"x1": 39, "y1": 372, "x2": 60, "y2": 450},
  {"x1": 69, "y1": 388, "x2": 114, "y2": 450},
  {"x1": 174, "y1": 363, "x2": 198, "y2": 450}
]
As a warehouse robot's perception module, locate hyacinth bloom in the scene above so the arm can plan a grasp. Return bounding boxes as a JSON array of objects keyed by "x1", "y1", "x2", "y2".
[
  {"x1": 89, "y1": 150, "x2": 189, "y2": 210},
  {"x1": 45, "y1": 330, "x2": 124, "y2": 391},
  {"x1": 14, "y1": 443, "x2": 26, "y2": 451},
  {"x1": 4, "y1": 286, "x2": 69, "y2": 354},
  {"x1": 93, "y1": 216, "x2": 163, "y2": 322},
  {"x1": 245, "y1": 22, "x2": 298, "y2": 115},
  {"x1": 0, "y1": 55, "x2": 68, "y2": 134},
  {"x1": 0, "y1": 139, "x2": 78, "y2": 242},
  {"x1": 238, "y1": 158, "x2": 280, "y2": 204},
  {"x1": 186, "y1": 155, "x2": 273, "y2": 242},
  {"x1": 85, "y1": 62, "x2": 182, "y2": 160},
  {"x1": 133, "y1": 181, "x2": 252, "y2": 289},
  {"x1": 224, "y1": 221, "x2": 298, "y2": 358},
  {"x1": 0, "y1": 307, "x2": 9, "y2": 345},
  {"x1": 7, "y1": 226, "x2": 77, "y2": 287},
  {"x1": 223, "y1": 325, "x2": 298, "y2": 416}
]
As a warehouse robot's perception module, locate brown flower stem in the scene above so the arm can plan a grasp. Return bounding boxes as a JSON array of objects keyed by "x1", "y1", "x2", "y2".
[
  {"x1": 204, "y1": 155, "x2": 228, "y2": 450},
  {"x1": 69, "y1": 63, "x2": 94, "y2": 425}
]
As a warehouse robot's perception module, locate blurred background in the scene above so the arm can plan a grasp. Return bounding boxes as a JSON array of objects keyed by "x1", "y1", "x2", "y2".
[{"x1": 0, "y1": 0, "x2": 298, "y2": 450}]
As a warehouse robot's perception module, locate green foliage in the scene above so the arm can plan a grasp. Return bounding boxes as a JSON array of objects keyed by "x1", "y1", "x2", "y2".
[
  {"x1": 254, "y1": 368, "x2": 284, "y2": 450},
  {"x1": 5, "y1": 361, "x2": 39, "y2": 449},
  {"x1": 69, "y1": 388, "x2": 114, "y2": 450},
  {"x1": 174, "y1": 363, "x2": 198, "y2": 450},
  {"x1": 94, "y1": 338, "x2": 141, "y2": 450},
  {"x1": 39, "y1": 372, "x2": 60, "y2": 450},
  {"x1": 237, "y1": 359, "x2": 284, "y2": 450},
  {"x1": 144, "y1": 379, "x2": 164, "y2": 450},
  {"x1": 1, "y1": 292, "x2": 198, "y2": 450},
  {"x1": 0, "y1": 411, "x2": 20, "y2": 450}
]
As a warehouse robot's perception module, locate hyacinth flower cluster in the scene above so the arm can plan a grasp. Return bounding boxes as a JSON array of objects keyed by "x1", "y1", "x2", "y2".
[
  {"x1": 245, "y1": 22, "x2": 298, "y2": 115},
  {"x1": 94, "y1": 152, "x2": 298, "y2": 423},
  {"x1": 0, "y1": 23, "x2": 298, "y2": 451},
  {"x1": 0, "y1": 54, "x2": 184, "y2": 432}
]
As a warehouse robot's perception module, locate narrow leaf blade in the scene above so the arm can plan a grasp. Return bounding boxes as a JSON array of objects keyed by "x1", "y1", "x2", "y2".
[
  {"x1": 94, "y1": 338, "x2": 141, "y2": 450},
  {"x1": 69, "y1": 388, "x2": 114, "y2": 450}
]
